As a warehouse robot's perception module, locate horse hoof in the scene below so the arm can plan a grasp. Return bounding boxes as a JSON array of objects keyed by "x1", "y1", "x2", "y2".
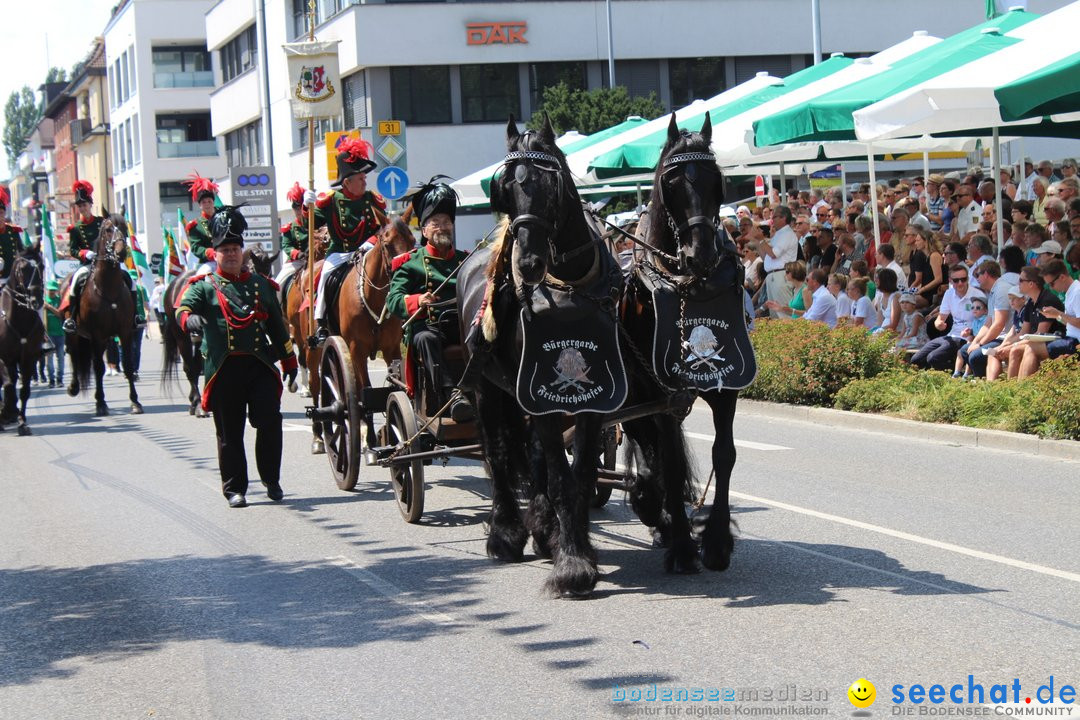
[
  {"x1": 17, "y1": 425, "x2": 31, "y2": 436},
  {"x1": 311, "y1": 438, "x2": 325, "y2": 455},
  {"x1": 188, "y1": 406, "x2": 196, "y2": 416},
  {"x1": 131, "y1": 403, "x2": 144, "y2": 415},
  {"x1": 700, "y1": 535, "x2": 735, "y2": 572},
  {"x1": 486, "y1": 526, "x2": 527, "y2": 563},
  {"x1": 547, "y1": 556, "x2": 599, "y2": 598},
  {"x1": 67, "y1": 385, "x2": 79, "y2": 397},
  {"x1": 665, "y1": 539, "x2": 702, "y2": 575},
  {"x1": 95, "y1": 405, "x2": 109, "y2": 417}
]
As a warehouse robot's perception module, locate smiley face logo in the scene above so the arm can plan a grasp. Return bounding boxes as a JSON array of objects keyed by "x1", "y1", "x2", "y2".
[{"x1": 848, "y1": 678, "x2": 876, "y2": 708}]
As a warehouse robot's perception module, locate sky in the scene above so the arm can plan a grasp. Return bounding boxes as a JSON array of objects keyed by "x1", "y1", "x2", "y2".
[{"x1": 0, "y1": 0, "x2": 119, "y2": 176}]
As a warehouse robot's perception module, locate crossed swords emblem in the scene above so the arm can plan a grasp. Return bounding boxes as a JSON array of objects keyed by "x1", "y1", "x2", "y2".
[
  {"x1": 682, "y1": 328, "x2": 726, "y2": 372},
  {"x1": 553, "y1": 366, "x2": 594, "y2": 393}
]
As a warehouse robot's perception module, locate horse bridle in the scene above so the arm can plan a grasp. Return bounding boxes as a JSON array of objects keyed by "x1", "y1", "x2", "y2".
[
  {"x1": 3, "y1": 256, "x2": 43, "y2": 310},
  {"x1": 501, "y1": 148, "x2": 594, "y2": 267},
  {"x1": 100, "y1": 222, "x2": 125, "y2": 266},
  {"x1": 659, "y1": 151, "x2": 722, "y2": 246}
]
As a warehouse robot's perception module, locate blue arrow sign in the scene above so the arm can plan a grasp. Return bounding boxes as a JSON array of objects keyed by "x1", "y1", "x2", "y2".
[{"x1": 376, "y1": 166, "x2": 409, "y2": 201}]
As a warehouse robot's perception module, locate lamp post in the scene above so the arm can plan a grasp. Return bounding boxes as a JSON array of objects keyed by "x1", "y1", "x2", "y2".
[{"x1": 811, "y1": 0, "x2": 822, "y2": 65}]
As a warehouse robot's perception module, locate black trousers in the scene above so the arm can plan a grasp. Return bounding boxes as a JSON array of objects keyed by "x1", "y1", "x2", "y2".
[
  {"x1": 910, "y1": 336, "x2": 966, "y2": 371},
  {"x1": 412, "y1": 320, "x2": 459, "y2": 414},
  {"x1": 209, "y1": 355, "x2": 283, "y2": 497}
]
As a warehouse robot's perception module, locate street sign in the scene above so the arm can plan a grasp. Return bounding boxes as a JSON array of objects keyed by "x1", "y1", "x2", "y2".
[
  {"x1": 230, "y1": 166, "x2": 278, "y2": 253},
  {"x1": 376, "y1": 166, "x2": 410, "y2": 201},
  {"x1": 325, "y1": 130, "x2": 363, "y2": 185},
  {"x1": 378, "y1": 120, "x2": 402, "y2": 136},
  {"x1": 372, "y1": 119, "x2": 407, "y2": 172},
  {"x1": 754, "y1": 175, "x2": 766, "y2": 197}
]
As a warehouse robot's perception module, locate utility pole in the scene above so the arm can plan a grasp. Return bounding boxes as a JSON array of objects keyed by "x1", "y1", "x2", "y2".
[
  {"x1": 606, "y1": 0, "x2": 615, "y2": 86},
  {"x1": 811, "y1": 0, "x2": 822, "y2": 64}
]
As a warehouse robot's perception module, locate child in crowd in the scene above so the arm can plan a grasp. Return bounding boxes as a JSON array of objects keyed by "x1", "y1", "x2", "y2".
[
  {"x1": 894, "y1": 290, "x2": 928, "y2": 350},
  {"x1": 846, "y1": 277, "x2": 881, "y2": 329},
  {"x1": 953, "y1": 297, "x2": 989, "y2": 378},
  {"x1": 850, "y1": 260, "x2": 876, "y2": 300},
  {"x1": 830, "y1": 273, "x2": 853, "y2": 317}
]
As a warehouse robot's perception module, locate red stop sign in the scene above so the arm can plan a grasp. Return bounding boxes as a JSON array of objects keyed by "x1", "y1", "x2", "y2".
[{"x1": 754, "y1": 175, "x2": 766, "y2": 197}]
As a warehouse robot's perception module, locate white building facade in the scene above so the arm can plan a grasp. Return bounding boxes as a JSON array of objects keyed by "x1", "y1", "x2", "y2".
[{"x1": 104, "y1": 0, "x2": 224, "y2": 255}]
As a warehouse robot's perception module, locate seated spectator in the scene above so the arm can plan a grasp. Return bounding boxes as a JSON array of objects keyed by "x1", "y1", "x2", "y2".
[
  {"x1": 907, "y1": 228, "x2": 944, "y2": 309},
  {"x1": 1032, "y1": 176, "x2": 1050, "y2": 225},
  {"x1": 801, "y1": 268, "x2": 837, "y2": 328},
  {"x1": 852, "y1": 215, "x2": 873, "y2": 260},
  {"x1": 998, "y1": 244, "x2": 1025, "y2": 286},
  {"x1": 909, "y1": 264, "x2": 986, "y2": 370},
  {"x1": 876, "y1": 243, "x2": 908, "y2": 290},
  {"x1": 988, "y1": 268, "x2": 1062, "y2": 381},
  {"x1": 943, "y1": 241, "x2": 968, "y2": 272},
  {"x1": 894, "y1": 290, "x2": 929, "y2": 350},
  {"x1": 809, "y1": 226, "x2": 836, "y2": 271},
  {"x1": 1009, "y1": 219, "x2": 1029, "y2": 248},
  {"x1": 1052, "y1": 220, "x2": 1071, "y2": 250},
  {"x1": 951, "y1": 297, "x2": 989, "y2": 377},
  {"x1": 765, "y1": 261, "x2": 812, "y2": 319},
  {"x1": 874, "y1": 267, "x2": 901, "y2": 333},
  {"x1": 1023, "y1": 222, "x2": 1050, "y2": 264},
  {"x1": 955, "y1": 261, "x2": 1015, "y2": 378},
  {"x1": 1032, "y1": 239, "x2": 1063, "y2": 268},
  {"x1": 844, "y1": 277, "x2": 881, "y2": 330},
  {"x1": 850, "y1": 259, "x2": 876, "y2": 300},
  {"x1": 832, "y1": 234, "x2": 857, "y2": 276},
  {"x1": 1011, "y1": 259, "x2": 1080, "y2": 378},
  {"x1": 966, "y1": 234, "x2": 994, "y2": 270},
  {"x1": 829, "y1": 273, "x2": 853, "y2": 317},
  {"x1": 940, "y1": 179, "x2": 958, "y2": 234},
  {"x1": 1011, "y1": 199, "x2": 1033, "y2": 223}
]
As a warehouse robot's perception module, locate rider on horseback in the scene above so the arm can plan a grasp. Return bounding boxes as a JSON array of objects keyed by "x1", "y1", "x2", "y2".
[
  {"x1": 183, "y1": 172, "x2": 220, "y2": 275},
  {"x1": 274, "y1": 182, "x2": 310, "y2": 287},
  {"x1": 306, "y1": 138, "x2": 386, "y2": 347},
  {"x1": 386, "y1": 177, "x2": 473, "y2": 422},
  {"x1": 0, "y1": 186, "x2": 23, "y2": 285},
  {"x1": 61, "y1": 181, "x2": 140, "y2": 335}
]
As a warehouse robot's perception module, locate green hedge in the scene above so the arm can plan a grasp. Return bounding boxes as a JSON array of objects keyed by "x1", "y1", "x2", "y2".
[{"x1": 741, "y1": 319, "x2": 904, "y2": 406}]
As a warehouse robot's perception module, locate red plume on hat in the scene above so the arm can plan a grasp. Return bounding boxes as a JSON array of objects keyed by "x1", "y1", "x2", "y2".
[
  {"x1": 183, "y1": 172, "x2": 219, "y2": 203},
  {"x1": 0, "y1": 186, "x2": 9, "y2": 208},
  {"x1": 286, "y1": 181, "x2": 305, "y2": 205},
  {"x1": 338, "y1": 138, "x2": 372, "y2": 163},
  {"x1": 73, "y1": 180, "x2": 94, "y2": 204}
]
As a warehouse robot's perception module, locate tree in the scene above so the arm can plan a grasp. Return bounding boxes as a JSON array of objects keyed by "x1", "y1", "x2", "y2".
[
  {"x1": 3, "y1": 86, "x2": 41, "y2": 172},
  {"x1": 529, "y1": 83, "x2": 666, "y2": 137},
  {"x1": 44, "y1": 66, "x2": 68, "y2": 84}
]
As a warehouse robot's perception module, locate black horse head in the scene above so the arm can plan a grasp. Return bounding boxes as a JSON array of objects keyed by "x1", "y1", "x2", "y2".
[
  {"x1": 7, "y1": 244, "x2": 44, "y2": 311},
  {"x1": 491, "y1": 114, "x2": 578, "y2": 286},
  {"x1": 650, "y1": 113, "x2": 724, "y2": 279},
  {"x1": 96, "y1": 212, "x2": 130, "y2": 267}
]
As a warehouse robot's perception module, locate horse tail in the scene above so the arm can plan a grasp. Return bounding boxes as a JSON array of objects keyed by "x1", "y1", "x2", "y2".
[
  {"x1": 160, "y1": 317, "x2": 181, "y2": 394},
  {"x1": 72, "y1": 336, "x2": 93, "y2": 393}
]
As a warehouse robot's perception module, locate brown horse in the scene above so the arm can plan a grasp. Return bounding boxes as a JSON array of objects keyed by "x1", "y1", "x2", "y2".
[
  {"x1": 297, "y1": 216, "x2": 414, "y2": 455},
  {"x1": 67, "y1": 214, "x2": 142, "y2": 416},
  {"x1": 285, "y1": 226, "x2": 329, "y2": 401},
  {"x1": 0, "y1": 244, "x2": 45, "y2": 435}
]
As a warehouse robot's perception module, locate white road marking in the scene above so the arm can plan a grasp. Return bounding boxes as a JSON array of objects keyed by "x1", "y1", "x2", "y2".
[
  {"x1": 683, "y1": 431, "x2": 792, "y2": 451},
  {"x1": 730, "y1": 490, "x2": 1080, "y2": 585},
  {"x1": 283, "y1": 423, "x2": 311, "y2": 433},
  {"x1": 327, "y1": 555, "x2": 458, "y2": 626}
]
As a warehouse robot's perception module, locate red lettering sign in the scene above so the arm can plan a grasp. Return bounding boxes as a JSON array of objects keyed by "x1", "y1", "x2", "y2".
[{"x1": 466, "y1": 22, "x2": 528, "y2": 46}]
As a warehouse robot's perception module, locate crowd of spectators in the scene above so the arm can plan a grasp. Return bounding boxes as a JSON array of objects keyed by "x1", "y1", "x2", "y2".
[{"x1": 730, "y1": 158, "x2": 1080, "y2": 380}]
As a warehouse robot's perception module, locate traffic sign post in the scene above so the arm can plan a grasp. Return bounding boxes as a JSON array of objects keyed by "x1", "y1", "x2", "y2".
[
  {"x1": 372, "y1": 119, "x2": 408, "y2": 208},
  {"x1": 754, "y1": 175, "x2": 766, "y2": 198},
  {"x1": 230, "y1": 166, "x2": 278, "y2": 255},
  {"x1": 376, "y1": 166, "x2": 410, "y2": 201}
]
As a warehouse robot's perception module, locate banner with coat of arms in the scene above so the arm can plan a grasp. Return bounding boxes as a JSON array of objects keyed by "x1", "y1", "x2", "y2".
[{"x1": 283, "y1": 40, "x2": 343, "y2": 120}]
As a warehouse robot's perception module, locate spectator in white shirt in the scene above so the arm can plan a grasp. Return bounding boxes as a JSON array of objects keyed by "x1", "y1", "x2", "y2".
[
  {"x1": 966, "y1": 234, "x2": 994, "y2": 270},
  {"x1": 801, "y1": 268, "x2": 837, "y2": 329},
  {"x1": 758, "y1": 205, "x2": 798, "y2": 317},
  {"x1": 829, "y1": 273, "x2": 853, "y2": 318},
  {"x1": 957, "y1": 260, "x2": 1015, "y2": 378},
  {"x1": 876, "y1": 243, "x2": 908, "y2": 291},
  {"x1": 953, "y1": 185, "x2": 983, "y2": 240},
  {"x1": 1015, "y1": 259, "x2": 1080, "y2": 377},
  {"x1": 845, "y1": 277, "x2": 880, "y2": 330},
  {"x1": 909, "y1": 264, "x2": 986, "y2": 370}
]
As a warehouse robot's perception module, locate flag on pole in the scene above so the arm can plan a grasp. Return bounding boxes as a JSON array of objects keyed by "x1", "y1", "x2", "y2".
[
  {"x1": 283, "y1": 40, "x2": 343, "y2": 119},
  {"x1": 22, "y1": 227, "x2": 33, "y2": 248},
  {"x1": 122, "y1": 212, "x2": 156, "y2": 304},
  {"x1": 162, "y1": 225, "x2": 183, "y2": 277},
  {"x1": 177, "y1": 208, "x2": 197, "y2": 270},
  {"x1": 39, "y1": 205, "x2": 57, "y2": 283}
]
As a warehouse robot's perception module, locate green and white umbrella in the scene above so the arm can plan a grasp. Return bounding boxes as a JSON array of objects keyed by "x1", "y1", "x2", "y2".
[{"x1": 995, "y1": 48, "x2": 1080, "y2": 122}]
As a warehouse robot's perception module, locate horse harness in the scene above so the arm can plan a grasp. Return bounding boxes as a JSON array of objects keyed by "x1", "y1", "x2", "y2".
[{"x1": 0, "y1": 256, "x2": 43, "y2": 347}]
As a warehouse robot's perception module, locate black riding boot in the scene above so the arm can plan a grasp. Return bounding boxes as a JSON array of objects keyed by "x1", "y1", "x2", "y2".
[
  {"x1": 131, "y1": 289, "x2": 146, "y2": 328},
  {"x1": 308, "y1": 319, "x2": 330, "y2": 348},
  {"x1": 62, "y1": 280, "x2": 84, "y2": 334}
]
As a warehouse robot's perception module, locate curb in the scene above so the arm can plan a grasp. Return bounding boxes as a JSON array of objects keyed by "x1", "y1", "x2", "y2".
[{"x1": 734, "y1": 399, "x2": 1080, "y2": 463}]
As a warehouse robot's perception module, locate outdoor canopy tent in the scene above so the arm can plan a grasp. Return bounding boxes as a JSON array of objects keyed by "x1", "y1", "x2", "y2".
[{"x1": 996, "y1": 49, "x2": 1080, "y2": 122}]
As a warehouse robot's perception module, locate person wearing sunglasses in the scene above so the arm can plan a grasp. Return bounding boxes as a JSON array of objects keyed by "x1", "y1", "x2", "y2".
[
  {"x1": 1011, "y1": 260, "x2": 1080, "y2": 378},
  {"x1": 909, "y1": 265, "x2": 986, "y2": 370},
  {"x1": 953, "y1": 184, "x2": 983, "y2": 241}
]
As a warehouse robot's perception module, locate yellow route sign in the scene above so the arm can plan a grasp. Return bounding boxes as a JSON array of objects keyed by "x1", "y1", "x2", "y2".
[
  {"x1": 378, "y1": 121, "x2": 402, "y2": 136},
  {"x1": 326, "y1": 129, "x2": 362, "y2": 184}
]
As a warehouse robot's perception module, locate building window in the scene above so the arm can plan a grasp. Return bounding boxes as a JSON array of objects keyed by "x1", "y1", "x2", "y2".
[
  {"x1": 390, "y1": 66, "x2": 451, "y2": 125},
  {"x1": 225, "y1": 121, "x2": 264, "y2": 167},
  {"x1": 113, "y1": 131, "x2": 123, "y2": 172},
  {"x1": 153, "y1": 45, "x2": 212, "y2": 88},
  {"x1": 343, "y1": 71, "x2": 368, "y2": 129},
  {"x1": 125, "y1": 119, "x2": 134, "y2": 169},
  {"x1": 669, "y1": 57, "x2": 725, "y2": 107},
  {"x1": 460, "y1": 64, "x2": 520, "y2": 124},
  {"x1": 160, "y1": 181, "x2": 196, "y2": 227},
  {"x1": 119, "y1": 186, "x2": 138, "y2": 234},
  {"x1": 156, "y1": 112, "x2": 218, "y2": 158},
  {"x1": 128, "y1": 48, "x2": 137, "y2": 96},
  {"x1": 135, "y1": 183, "x2": 144, "y2": 234},
  {"x1": 528, "y1": 62, "x2": 586, "y2": 112},
  {"x1": 121, "y1": 50, "x2": 130, "y2": 101},
  {"x1": 602, "y1": 60, "x2": 662, "y2": 102},
  {"x1": 295, "y1": 116, "x2": 342, "y2": 150},
  {"x1": 220, "y1": 25, "x2": 257, "y2": 83},
  {"x1": 109, "y1": 65, "x2": 118, "y2": 109},
  {"x1": 291, "y1": 0, "x2": 353, "y2": 38},
  {"x1": 132, "y1": 115, "x2": 141, "y2": 165}
]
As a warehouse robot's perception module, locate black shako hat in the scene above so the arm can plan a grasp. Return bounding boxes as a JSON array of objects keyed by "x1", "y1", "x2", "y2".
[
  {"x1": 332, "y1": 138, "x2": 377, "y2": 188},
  {"x1": 410, "y1": 175, "x2": 458, "y2": 227},
  {"x1": 209, "y1": 205, "x2": 248, "y2": 248}
]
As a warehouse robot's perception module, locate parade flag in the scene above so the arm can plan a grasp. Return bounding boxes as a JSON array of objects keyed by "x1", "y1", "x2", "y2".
[
  {"x1": 22, "y1": 227, "x2": 32, "y2": 248},
  {"x1": 39, "y1": 207, "x2": 57, "y2": 283},
  {"x1": 122, "y1": 213, "x2": 156, "y2": 304},
  {"x1": 283, "y1": 40, "x2": 343, "y2": 119},
  {"x1": 162, "y1": 225, "x2": 183, "y2": 277},
  {"x1": 177, "y1": 208, "x2": 197, "y2": 270}
]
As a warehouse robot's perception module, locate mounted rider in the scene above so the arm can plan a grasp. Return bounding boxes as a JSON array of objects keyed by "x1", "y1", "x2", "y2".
[
  {"x1": 61, "y1": 181, "x2": 139, "y2": 334},
  {"x1": 306, "y1": 138, "x2": 386, "y2": 347},
  {"x1": 176, "y1": 205, "x2": 298, "y2": 508},
  {"x1": 386, "y1": 177, "x2": 473, "y2": 421},
  {"x1": 183, "y1": 172, "x2": 221, "y2": 275},
  {"x1": 0, "y1": 186, "x2": 23, "y2": 285},
  {"x1": 274, "y1": 181, "x2": 311, "y2": 287}
]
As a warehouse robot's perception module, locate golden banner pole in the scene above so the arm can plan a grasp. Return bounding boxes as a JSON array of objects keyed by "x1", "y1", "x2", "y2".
[{"x1": 305, "y1": 0, "x2": 317, "y2": 338}]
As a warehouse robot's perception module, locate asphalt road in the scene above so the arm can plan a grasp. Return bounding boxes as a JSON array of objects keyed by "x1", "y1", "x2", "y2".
[{"x1": 2, "y1": 335, "x2": 1078, "y2": 720}]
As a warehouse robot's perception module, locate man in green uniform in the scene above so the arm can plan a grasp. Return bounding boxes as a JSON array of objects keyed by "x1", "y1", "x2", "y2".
[
  {"x1": 387, "y1": 178, "x2": 471, "y2": 421},
  {"x1": 183, "y1": 172, "x2": 220, "y2": 274},
  {"x1": 307, "y1": 138, "x2": 386, "y2": 346},
  {"x1": 0, "y1": 186, "x2": 24, "y2": 284},
  {"x1": 274, "y1": 181, "x2": 310, "y2": 287},
  {"x1": 176, "y1": 206, "x2": 299, "y2": 508}
]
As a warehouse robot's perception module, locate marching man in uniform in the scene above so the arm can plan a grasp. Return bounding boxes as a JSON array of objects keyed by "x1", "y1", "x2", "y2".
[
  {"x1": 386, "y1": 177, "x2": 472, "y2": 421},
  {"x1": 0, "y1": 186, "x2": 23, "y2": 284},
  {"x1": 183, "y1": 172, "x2": 221, "y2": 275},
  {"x1": 305, "y1": 138, "x2": 386, "y2": 346},
  {"x1": 176, "y1": 206, "x2": 299, "y2": 508},
  {"x1": 274, "y1": 181, "x2": 311, "y2": 287}
]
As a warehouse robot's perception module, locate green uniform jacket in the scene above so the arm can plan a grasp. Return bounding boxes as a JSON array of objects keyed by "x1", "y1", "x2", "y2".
[
  {"x1": 386, "y1": 244, "x2": 469, "y2": 346},
  {"x1": 68, "y1": 216, "x2": 105, "y2": 262},
  {"x1": 185, "y1": 212, "x2": 215, "y2": 263},
  {"x1": 280, "y1": 219, "x2": 310, "y2": 260},
  {"x1": 0, "y1": 223, "x2": 24, "y2": 280},
  {"x1": 176, "y1": 269, "x2": 296, "y2": 410},
  {"x1": 312, "y1": 190, "x2": 386, "y2": 255}
]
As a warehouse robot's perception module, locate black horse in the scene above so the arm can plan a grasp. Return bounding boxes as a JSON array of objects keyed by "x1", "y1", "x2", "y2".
[
  {"x1": 66, "y1": 214, "x2": 143, "y2": 416},
  {"x1": 620, "y1": 114, "x2": 755, "y2": 573},
  {"x1": 0, "y1": 244, "x2": 45, "y2": 434},
  {"x1": 161, "y1": 246, "x2": 278, "y2": 416},
  {"x1": 458, "y1": 116, "x2": 626, "y2": 597}
]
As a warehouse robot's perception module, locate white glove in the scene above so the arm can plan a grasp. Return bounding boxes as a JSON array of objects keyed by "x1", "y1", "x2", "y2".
[
  {"x1": 303, "y1": 190, "x2": 317, "y2": 206},
  {"x1": 85, "y1": 251, "x2": 96, "y2": 262}
]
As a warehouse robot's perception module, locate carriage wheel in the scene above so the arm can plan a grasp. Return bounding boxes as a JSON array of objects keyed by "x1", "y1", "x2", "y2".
[
  {"x1": 385, "y1": 391, "x2": 425, "y2": 524},
  {"x1": 591, "y1": 425, "x2": 617, "y2": 508},
  {"x1": 318, "y1": 336, "x2": 362, "y2": 491}
]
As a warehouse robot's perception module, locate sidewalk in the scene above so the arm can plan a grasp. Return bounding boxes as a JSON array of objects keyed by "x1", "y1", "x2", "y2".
[{"x1": 735, "y1": 399, "x2": 1080, "y2": 462}]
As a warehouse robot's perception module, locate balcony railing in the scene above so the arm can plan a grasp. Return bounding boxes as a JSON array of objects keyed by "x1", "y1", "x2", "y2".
[
  {"x1": 153, "y1": 71, "x2": 214, "y2": 88},
  {"x1": 157, "y1": 140, "x2": 218, "y2": 158},
  {"x1": 70, "y1": 118, "x2": 92, "y2": 146}
]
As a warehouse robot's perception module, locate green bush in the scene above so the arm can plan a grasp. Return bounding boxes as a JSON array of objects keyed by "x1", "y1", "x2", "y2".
[{"x1": 742, "y1": 319, "x2": 904, "y2": 406}]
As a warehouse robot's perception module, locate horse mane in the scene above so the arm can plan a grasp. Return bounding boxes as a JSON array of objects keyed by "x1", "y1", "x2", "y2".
[{"x1": 645, "y1": 127, "x2": 712, "y2": 252}]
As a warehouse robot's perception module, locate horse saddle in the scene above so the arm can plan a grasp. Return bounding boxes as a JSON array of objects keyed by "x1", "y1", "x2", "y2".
[
  {"x1": 637, "y1": 244, "x2": 757, "y2": 392},
  {"x1": 516, "y1": 243, "x2": 628, "y2": 415}
]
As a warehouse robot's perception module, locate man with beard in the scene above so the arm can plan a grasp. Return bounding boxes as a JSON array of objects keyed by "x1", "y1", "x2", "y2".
[{"x1": 386, "y1": 177, "x2": 472, "y2": 421}]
